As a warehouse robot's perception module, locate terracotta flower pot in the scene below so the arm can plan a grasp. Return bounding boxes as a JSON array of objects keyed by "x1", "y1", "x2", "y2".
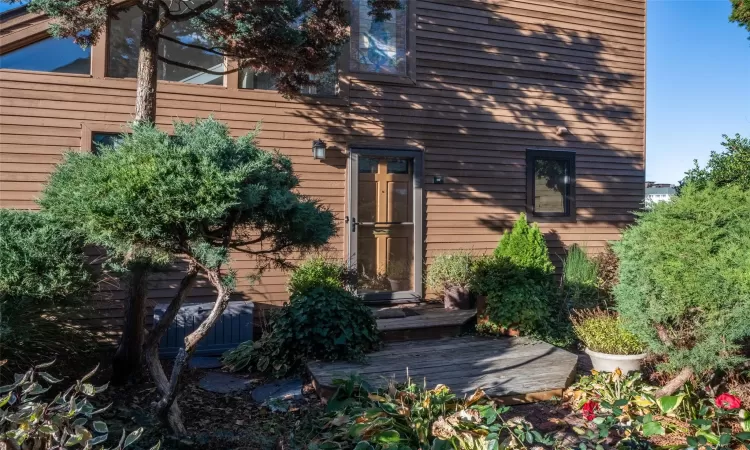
[{"x1": 444, "y1": 286, "x2": 471, "y2": 310}]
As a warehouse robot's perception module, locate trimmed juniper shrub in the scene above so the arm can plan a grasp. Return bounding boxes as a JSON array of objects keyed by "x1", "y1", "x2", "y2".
[
  {"x1": 615, "y1": 183, "x2": 750, "y2": 375},
  {"x1": 493, "y1": 212, "x2": 554, "y2": 275}
]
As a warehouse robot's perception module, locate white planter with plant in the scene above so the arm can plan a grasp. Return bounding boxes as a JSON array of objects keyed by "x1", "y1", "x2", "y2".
[
  {"x1": 425, "y1": 252, "x2": 474, "y2": 310},
  {"x1": 572, "y1": 308, "x2": 647, "y2": 374}
]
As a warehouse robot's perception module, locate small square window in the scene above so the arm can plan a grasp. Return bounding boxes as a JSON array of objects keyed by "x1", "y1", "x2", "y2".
[
  {"x1": 526, "y1": 150, "x2": 575, "y2": 218},
  {"x1": 92, "y1": 132, "x2": 125, "y2": 154}
]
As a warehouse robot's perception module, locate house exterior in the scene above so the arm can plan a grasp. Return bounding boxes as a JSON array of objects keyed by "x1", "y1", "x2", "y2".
[
  {"x1": 0, "y1": 0, "x2": 645, "y2": 330},
  {"x1": 645, "y1": 183, "x2": 676, "y2": 207}
]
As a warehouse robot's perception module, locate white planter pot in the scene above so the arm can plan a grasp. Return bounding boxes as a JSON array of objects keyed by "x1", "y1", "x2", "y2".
[{"x1": 585, "y1": 348, "x2": 647, "y2": 374}]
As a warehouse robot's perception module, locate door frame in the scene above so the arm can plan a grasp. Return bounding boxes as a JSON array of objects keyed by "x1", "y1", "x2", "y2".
[{"x1": 346, "y1": 147, "x2": 424, "y2": 303}]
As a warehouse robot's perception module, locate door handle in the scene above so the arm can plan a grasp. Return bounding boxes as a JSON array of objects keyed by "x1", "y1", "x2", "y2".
[{"x1": 351, "y1": 217, "x2": 357, "y2": 232}]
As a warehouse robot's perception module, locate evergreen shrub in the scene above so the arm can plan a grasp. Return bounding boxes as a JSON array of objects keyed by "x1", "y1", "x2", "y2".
[{"x1": 615, "y1": 183, "x2": 750, "y2": 374}]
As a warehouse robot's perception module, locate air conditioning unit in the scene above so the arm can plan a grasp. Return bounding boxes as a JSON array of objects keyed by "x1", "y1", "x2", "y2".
[{"x1": 153, "y1": 301, "x2": 254, "y2": 358}]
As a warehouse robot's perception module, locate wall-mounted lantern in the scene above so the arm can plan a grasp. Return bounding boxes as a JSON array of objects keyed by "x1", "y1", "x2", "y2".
[{"x1": 312, "y1": 139, "x2": 327, "y2": 160}]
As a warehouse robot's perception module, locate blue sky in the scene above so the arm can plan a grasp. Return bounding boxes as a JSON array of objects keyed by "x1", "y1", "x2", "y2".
[
  {"x1": 647, "y1": 0, "x2": 750, "y2": 184},
  {"x1": 2, "y1": 1, "x2": 748, "y2": 185}
]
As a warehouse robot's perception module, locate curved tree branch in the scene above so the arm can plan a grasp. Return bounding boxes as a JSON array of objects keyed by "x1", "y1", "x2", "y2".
[{"x1": 156, "y1": 33, "x2": 229, "y2": 56}]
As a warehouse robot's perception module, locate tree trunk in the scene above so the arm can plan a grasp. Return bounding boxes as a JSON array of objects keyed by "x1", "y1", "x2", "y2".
[
  {"x1": 142, "y1": 264, "x2": 199, "y2": 434},
  {"x1": 154, "y1": 268, "x2": 232, "y2": 425},
  {"x1": 111, "y1": 265, "x2": 149, "y2": 384},
  {"x1": 111, "y1": 1, "x2": 161, "y2": 385},
  {"x1": 655, "y1": 366, "x2": 694, "y2": 397},
  {"x1": 134, "y1": 3, "x2": 160, "y2": 123}
]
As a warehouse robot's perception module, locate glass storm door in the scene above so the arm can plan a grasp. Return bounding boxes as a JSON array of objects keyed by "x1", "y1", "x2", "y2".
[{"x1": 347, "y1": 149, "x2": 423, "y2": 303}]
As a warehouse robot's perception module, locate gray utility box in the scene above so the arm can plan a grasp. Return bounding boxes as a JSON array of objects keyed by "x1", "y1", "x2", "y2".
[{"x1": 153, "y1": 301, "x2": 254, "y2": 358}]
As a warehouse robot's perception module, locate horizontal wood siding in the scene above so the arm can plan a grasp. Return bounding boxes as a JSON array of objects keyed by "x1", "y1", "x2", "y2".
[{"x1": 0, "y1": 0, "x2": 645, "y2": 329}]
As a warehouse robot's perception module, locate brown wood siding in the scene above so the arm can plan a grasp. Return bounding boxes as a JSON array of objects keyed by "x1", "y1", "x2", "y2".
[{"x1": 0, "y1": 0, "x2": 645, "y2": 321}]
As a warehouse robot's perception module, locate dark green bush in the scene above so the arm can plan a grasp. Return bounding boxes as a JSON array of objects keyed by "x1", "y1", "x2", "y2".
[
  {"x1": 224, "y1": 286, "x2": 380, "y2": 377},
  {"x1": 287, "y1": 256, "x2": 353, "y2": 297},
  {"x1": 0, "y1": 210, "x2": 95, "y2": 366},
  {"x1": 493, "y1": 212, "x2": 554, "y2": 275},
  {"x1": 472, "y1": 255, "x2": 552, "y2": 335},
  {"x1": 615, "y1": 183, "x2": 750, "y2": 374}
]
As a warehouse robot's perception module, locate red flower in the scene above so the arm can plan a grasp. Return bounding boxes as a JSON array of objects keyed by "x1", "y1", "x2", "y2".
[
  {"x1": 582, "y1": 400, "x2": 600, "y2": 421},
  {"x1": 715, "y1": 393, "x2": 742, "y2": 410}
]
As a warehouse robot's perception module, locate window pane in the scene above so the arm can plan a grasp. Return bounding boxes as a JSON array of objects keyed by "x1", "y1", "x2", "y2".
[
  {"x1": 108, "y1": 5, "x2": 224, "y2": 85},
  {"x1": 533, "y1": 159, "x2": 569, "y2": 214},
  {"x1": 238, "y1": 67, "x2": 337, "y2": 96},
  {"x1": 0, "y1": 37, "x2": 90, "y2": 74},
  {"x1": 350, "y1": 0, "x2": 407, "y2": 75},
  {"x1": 92, "y1": 132, "x2": 125, "y2": 154}
]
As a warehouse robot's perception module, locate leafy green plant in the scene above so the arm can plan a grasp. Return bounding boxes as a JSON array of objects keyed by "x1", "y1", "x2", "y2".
[
  {"x1": 425, "y1": 251, "x2": 474, "y2": 291},
  {"x1": 494, "y1": 213, "x2": 554, "y2": 275},
  {"x1": 0, "y1": 210, "x2": 95, "y2": 367},
  {"x1": 562, "y1": 244, "x2": 600, "y2": 309},
  {"x1": 681, "y1": 134, "x2": 750, "y2": 191},
  {"x1": 287, "y1": 256, "x2": 354, "y2": 297},
  {"x1": 0, "y1": 361, "x2": 158, "y2": 449},
  {"x1": 309, "y1": 376, "x2": 555, "y2": 450},
  {"x1": 614, "y1": 183, "x2": 750, "y2": 391},
  {"x1": 472, "y1": 255, "x2": 553, "y2": 335},
  {"x1": 223, "y1": 286, "x2": 379, "y2": 377},
  {"x1": 571, "y1": 308, "x2": 645, "y2": 355}
]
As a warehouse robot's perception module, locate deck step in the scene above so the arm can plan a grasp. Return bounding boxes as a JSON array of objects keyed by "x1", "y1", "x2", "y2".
[
  {"x1": 373, "y1": 305, "x2": 476, "y2": 342},
  {"x1": 307, "y1": 336, "x2": 578, "y2": 403}
]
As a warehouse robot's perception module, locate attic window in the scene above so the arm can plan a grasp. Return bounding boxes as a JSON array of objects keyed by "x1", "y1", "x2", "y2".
[{"x1": 0, "y1": 36, "x2": 91, "y2": 74}]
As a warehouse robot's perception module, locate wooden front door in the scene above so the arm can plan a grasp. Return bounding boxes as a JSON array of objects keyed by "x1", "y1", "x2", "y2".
[{"x1": 348, "y1": 149, "x2": 423, "y2": 303}]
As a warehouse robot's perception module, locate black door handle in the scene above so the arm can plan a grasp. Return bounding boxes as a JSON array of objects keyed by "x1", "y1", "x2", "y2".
[{"x1": 351, "y1": 217, "x2": 357, "y2": 232}]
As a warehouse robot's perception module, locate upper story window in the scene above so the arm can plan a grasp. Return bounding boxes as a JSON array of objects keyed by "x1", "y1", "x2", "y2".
[
  {"x1": 526, "y1": 150, "x2": 576, "y2": 219},
  {"x1": 107, "y1": 5, "x2": 223, "y2": 85},
  {"x1": 238, "y1": 66, "x2": 338, "y2": 97},
  {"x1": 349, "y1": 0, "x2": 408, "y2": 76},
  {"x1": 0, "y1": 36, "x2": 90, "y2": 74}
]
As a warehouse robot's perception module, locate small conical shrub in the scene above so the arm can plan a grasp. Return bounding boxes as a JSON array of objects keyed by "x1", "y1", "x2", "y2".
[{"x1": 494, "y1": 213, "x2": 554, "y2": 275}]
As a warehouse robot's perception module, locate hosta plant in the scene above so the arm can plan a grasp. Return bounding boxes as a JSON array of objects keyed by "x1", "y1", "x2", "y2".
[
  {"x1": 0, "y1": 361, "x2": 158, "y2": 449},
  {"x1": 309, "y1": 376, "x2": 555, "y2": 450}
]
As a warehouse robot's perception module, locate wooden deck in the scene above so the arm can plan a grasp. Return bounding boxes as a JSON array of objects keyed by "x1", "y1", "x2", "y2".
[
  {"x1": 307, "y1": 336, "x2": 578, "y2": 403},
  {"x1": 374, "y1": 305, "x2": 477, "y2": 342}
]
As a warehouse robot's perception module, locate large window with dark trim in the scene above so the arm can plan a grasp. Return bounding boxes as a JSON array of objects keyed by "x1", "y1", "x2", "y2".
[
  {"x1": 238, "y1": 66, "x2": 338, "y2": 96},
  {"x1": 526, "y1": 150, "x2": 575, "y2": 218},
  {"x1": 0, "y1": 36, "x2": 90, "y2": 74},
  {"x1": 349, "y1": 0, "x2": 408, "y2": 75},
  {"x1": 107, "y1": 5, "x2": 224, "y2": 85}
]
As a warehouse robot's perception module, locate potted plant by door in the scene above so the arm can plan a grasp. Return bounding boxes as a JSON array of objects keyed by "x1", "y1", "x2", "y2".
[
  {"x1": 385, "y1": 260, "x2": 410, "y2": 292},
  {"x1": 426, "y1": 252, "x2": 474, "y2": 310},
  {"x1": 571, "y1": 308, "x2": 647, "y2": 374}
]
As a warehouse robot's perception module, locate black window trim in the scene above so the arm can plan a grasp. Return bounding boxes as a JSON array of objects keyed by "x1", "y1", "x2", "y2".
[{"x1": 526, "y1": 148, "x2": 576, "y2": 221}]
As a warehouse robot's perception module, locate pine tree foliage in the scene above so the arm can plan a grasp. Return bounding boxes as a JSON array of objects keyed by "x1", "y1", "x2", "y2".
[
  {"x1": 730, "y1": 0, "x2": 750, "y2": 36},
  {"x1": 494, "y1": 212, "x2": 554, "y2": 275},
  {"x1": 40, "y1": 118, "x2": 334, "y2": 273},
  {"x1": 614, "y1": 183, "x2": 750, "y2": 374}
]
